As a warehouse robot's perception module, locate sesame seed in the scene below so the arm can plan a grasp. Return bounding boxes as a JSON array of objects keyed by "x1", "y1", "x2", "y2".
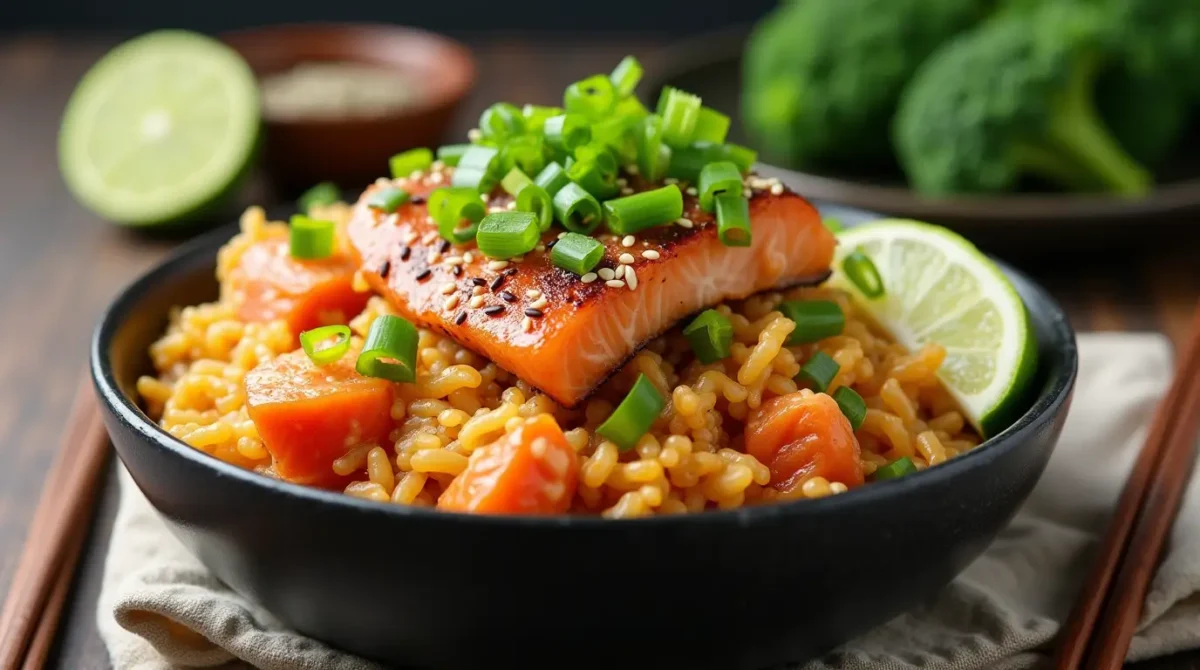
[
  {"x1": 429, "y1": 172, "x2": 444, "y2": 185},
  {"x1": 545, "y1": 239, "x2": 557, "y2": 250},
  {"x1": 487, "y1": 206, "x2": 504, "y2": 214},
  {"x1": 444, "y1": 256, "x2": 464, "y2": 266},
  {"x1": 469, "y1": 295, "x2": 486, "y2": 308},
  {"x1": 580, "y1": 272, "x2": 598, "y2": 283},
  {"x1": 522, "y1": 317, "x2": 534, "y2": 332},
  {"x1": 615, "y1": 265, "x2": 625, "y2": 279},
  {"x1": 489, "y1": 275, "x2": 505, "y2": 291},
  {"x1": 439, "y1": 240, "x2": 451, "y2": 253},
  {"x1": 642, "y1": 250, "x2": 660, "y2": 260},
  {"x1": 512, "y1": 255, "x2": 524, "y2": 263},
  {"x1": 444, "y1": 294, "x2": 461, "y2": 310},
  {"x1": 676, "y1": 218, "x2": 694, "y2": 229},
  {"x1": 626, "y1": 266, "x2": 639, "y2": 290},
  {"x1": 664, "y1": 177, "x2": 679, "y2": 185},
  {"x1": 526, "y1": 289, "x2": 542, "y2": 299},
  {"x1": 379, "y1": 260, "x2": 391, "y2": 278},
  {"x1": 598, "y1": 267, "x2": 615, "y2": 280},
  {"x1": 620, "y1": 187, "x2": 634, "y2": 195},
  {"x1": 428, "y1": 250, "x2": 441, "y2": 264},
  {"x1": 743, "y1": 188, "x2": 753, "y2": 198},
  {"x1": 422, "y1": 231, "x2": 439, "y2": 245},
  {"x1": 618, "y1": 253, "x2": 635, "y2": 264},
  {"x1": 500, "y1": 290, "x2": 517, "y2": 303},
  {"x1": 454, "y1": 311, "x2": 467, "y2": 325},
  {"x1": 605, "y1": 279, "x2": 626, "y2": 288},
  {"x1": 625, "y1": 164, "x2": 639, "y2": 175},
  {"x1": 402, "y1": 231, "x2": 418, "y2": 245},
  {"x1": 557, "y1": 232, "x2": 567, "y2": 239},
  {"x1": 466, "y1": 252, "x2": 477, "y2": 265},
  {"x1": 524, "y1": 307, "x2": 544, "y2": 318},
  {"x1": 452, "y1": 265, "x2": 463, "y2": 277},
  {"x1": 415, "y1": 269, "x2": 432, "y2": 281},
  {"x1": 530, "y1": 297, "x2": 549, "y2": 310},
  {"x1": 505, "y1": 201, "x2": 516, "y2": 210},
  {"x1": 535, "y1": 244, "x2": 545, "y2": 253},
  {"x1": 432, "y1": 160, "x2": 445, "y2": 171},
  {"x1": 770, "y1": 184, "x2": 784, "y2": 195},
  {"x1": 470, "y1": 277, "x2": 487, "y2": 287},
  {"x1": 616, "y1": 177, "x2": 628, "y2": 187},
  {"x1": 483, "y1": 305, "x2": 505, "y2": 316},
  {"x1": 686, "y1": 187, "x2": 698, "y2": 196},
  {"x1": 440, "y1": 282, "x2": 456, "y2": 295},
  {"x1": 480, "y1": 194, "x2": 489, "y2": 202},
  {"x1": 467, "y1": 128, "x2": 483, "y2": 142},
  {"x1": 426, "y1": 216, "x2": 437, "y2": 227},
  {"x1": 621, "y1": 235, "x2": 636, "y2": 247},
  {"x1": 488, "y1": 260, "x2": 509, "y2": 271},
  {"x1": 410, "y1": 169, "x2": 423, "y2": 180},
  {"x1": 400, "y1": 246, "x2": 412, "y2": 261},
  {"x1": 472, "y1": 286, "x2": 486, "y2": 296}
]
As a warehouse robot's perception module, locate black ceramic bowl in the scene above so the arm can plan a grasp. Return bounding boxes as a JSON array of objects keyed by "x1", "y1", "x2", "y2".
[{"x1": 91, "y1": 207, "x2": 1077, "y2": 670}]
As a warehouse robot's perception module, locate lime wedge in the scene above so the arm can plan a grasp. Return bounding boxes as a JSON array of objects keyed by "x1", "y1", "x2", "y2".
[
  {"x1": 828, "y1": 220, "x2": 1037, "y2": 437},
  {"x1": 59, "y1": 31, "x2": 260, "y2": 226}
]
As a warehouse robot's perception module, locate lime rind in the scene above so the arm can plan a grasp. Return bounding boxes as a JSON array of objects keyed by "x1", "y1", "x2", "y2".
[
  {"x1": 59, "y1": 31, "x2": 260, "y2": 226},
  {"x1": 829, "y1": 219, "x2": 1037, "y2": 437}
]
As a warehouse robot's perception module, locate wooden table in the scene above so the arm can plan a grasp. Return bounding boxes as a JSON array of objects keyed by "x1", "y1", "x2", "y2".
[{"x1": 1, "y1": 33, "x2": 1197, "y2": 669}]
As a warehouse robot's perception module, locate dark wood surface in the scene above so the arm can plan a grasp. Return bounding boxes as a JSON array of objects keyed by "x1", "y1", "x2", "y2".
[{"x1": 1, "y1": 33, "x2": 1198, "y2": 670}]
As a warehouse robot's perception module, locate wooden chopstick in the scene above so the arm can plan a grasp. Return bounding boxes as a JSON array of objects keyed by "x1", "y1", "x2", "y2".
[
  {"x1": 1053, "y1": 300, "x2": 1200, "y2": 670},
  {"x1": 0, "y1": 377, "x2": 110, "y2": 669},
  {"x1": 1085, "y1": 301, "x2": 1200, "y2": 669},
  {"x1": 20, "y1": 527, "x2": 88, "y2": 670}
]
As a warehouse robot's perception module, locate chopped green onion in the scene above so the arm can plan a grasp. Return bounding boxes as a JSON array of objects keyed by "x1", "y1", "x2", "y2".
[
  {"x1": 667, "y1": 141, "x2": 758, "y2": 181},
  {"x1": 428, "y1": 187, "x2": 486, "y2": 243},
  {"x1": 823, "y1": 217, "x2": 844, "y2": 233},
  {"x1": 479, "y1": 102, "x2": 525, "y2": 141},
  {"x1": 356, "y1": 315, "x2": 419, "y2": 383},
  {"x1": 289, "y1": 215, "x2": 335, "y2": 259},
  {"x1": 714, "y1": 194, "x2": 752, "y2": 247},
  {"x1": 843, "y1": 249, "x2": 885, "y2": 298},
  {"x1": 367, "y1": 187, "x2": 411, "y2": 214},
  {"x1": 550, "y1": 231, "x2": 605, "y2": 275},
  {"x1": 299, "y1": 325, "x2": 352, "y2": 366},
  {"x1": 437, "y1": 144, "x2": 471, "y2": 167},
  {"x1": 682, "y1": 309, "x2": 733, "y2": 363},
  {"x1": 564, "y1": 74, "x2": 616, "y2": 121},
  {"x1": 591, "y1": 114, "x2": 639, "y2": 163},
  {"x1": 832, "y1": 386, "x2": 866, "y2": 431},
  {"x1": 516, "y1": 183, "x2": 554, "y2": 232},
  {"x1": 551, "y1": 182, "x2": 603, "y2": 234},
  {"x1": 778, "y1": 300, "x2": 844, "y2": 344},
  {"x1": 873, "y1": 457, "x2": 918, "y2": 481},
  {"x1": 693, "y1": 107, "x2": 731, "y2": 144},
  {"x1": 522, "y1": 104, "x2": 564, "y2": 133},
  {"x1": 476, "y1": 211, "x2": 541, "y2": 259},
  {"x1": 498, "y1": 135, "x2": 547, "y2": 177},
  {"x1": 656, "y1": 86, "x2": 702, "y2": 147},
  {"x1": 636, "y1": 114, "x2": 671, "y2": 183},
  {"x1": 567, "y1": 144, "x2": 620, "y2": 199},
  {"x1": 451, "y1": 145, "x2": 501, "y2": 192},
  {"x1": 609, "y1": 55, "x2": 643, "y2": 97},
  {"x1": 297, "y1": 182, "x2": 339, "y2": 212},
  {"x1": 603, "y1": 185, "x2": 683, "y2": 235},
  {"x1": 597, "y1": 374, "x2": 665, "y2": 451},
  {"x1": 543, "y1": 114, "x2": 592, "y2": 153},
  {"x1": 534, "y1": 162, "x2": 571, "y2": 197},
  {"x1": 797, "y1": 351, "x2": 839, "y2": 393},
  {"x1": 698, "y1": 161, "x2": 744, "y2": 212},
  {"x1": 614, "y1": 95, "x2": 649, "y2": 118},
  {"x1": 389, "y1": 148, "x2": 433, "y2": 178},
  {"x1": 501, "y1": 167, "x2": 532, "y2": 196}
]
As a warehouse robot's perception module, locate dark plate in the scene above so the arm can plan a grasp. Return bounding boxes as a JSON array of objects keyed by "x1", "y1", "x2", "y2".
[
  {"x1": 91, "y1": 208, "x2": 1077, "y2": 670},
  {"x1": 646, "y1": 27, "x2": 1200, "y2": 250}
]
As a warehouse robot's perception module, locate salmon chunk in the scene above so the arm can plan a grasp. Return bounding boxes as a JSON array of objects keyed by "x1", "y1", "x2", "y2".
[{"x1": 346, "y1": 173, "x2": 835, "y2": 407}]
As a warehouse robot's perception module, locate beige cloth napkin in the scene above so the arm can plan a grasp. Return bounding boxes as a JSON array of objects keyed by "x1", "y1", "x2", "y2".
[{"x1": 98, "y1": 333, "x2": 1200, "y2": 670}]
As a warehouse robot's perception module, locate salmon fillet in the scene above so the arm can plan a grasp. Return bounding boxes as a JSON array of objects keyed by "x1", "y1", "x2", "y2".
[{"x1": 346, "y1": 173, "x2": 835, "y2": 407}]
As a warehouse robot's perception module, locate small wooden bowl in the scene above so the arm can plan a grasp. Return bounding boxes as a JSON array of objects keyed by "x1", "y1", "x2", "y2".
[{"x1": 222, "y1": 24, "x2": 476, "y2": 191}]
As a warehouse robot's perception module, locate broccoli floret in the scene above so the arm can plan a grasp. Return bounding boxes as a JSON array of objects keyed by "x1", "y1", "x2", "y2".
[
  {"x1": 1107, "y1": 0, "x2": 1200, "y2": 100},
  {"x1": 893, "y1": 5, "x2": 1151, "y2": 196},
  {"x1": 742, "y1": 0, "x2": 987, "y2": 170},
  {"x1": 1096, "y1": 71, "x2": 1188, "y2": 168}
]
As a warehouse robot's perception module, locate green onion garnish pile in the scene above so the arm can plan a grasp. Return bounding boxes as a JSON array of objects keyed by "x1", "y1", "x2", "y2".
[{"x1": 387, "y1": 56, "x2": 759, "y2": 274}]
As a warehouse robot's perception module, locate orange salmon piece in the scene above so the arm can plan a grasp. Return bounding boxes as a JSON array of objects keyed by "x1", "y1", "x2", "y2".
[{"x1": 745, "y1": 391, "x2": 865, "y2": 493}]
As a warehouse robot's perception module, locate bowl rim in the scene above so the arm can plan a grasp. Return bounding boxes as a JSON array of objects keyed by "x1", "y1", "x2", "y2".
[
  {"x1": 219, "y1": 22, "x2": 477, "y2": 126},
  {"x1": 650, "y1": 24, "x2": 1200, "y2": 225},
  {"x1": 91, "y1": 212, "x2": 1078, "y2": 529}
]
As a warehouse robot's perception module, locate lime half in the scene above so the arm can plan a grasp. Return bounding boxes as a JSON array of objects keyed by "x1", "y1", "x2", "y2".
[
  {"x1": 59, "y1": 31, "x2": 260, "y2": 226},
  {"x1": 828, "y1": 220, "x2": 1037, "y2": 437}
]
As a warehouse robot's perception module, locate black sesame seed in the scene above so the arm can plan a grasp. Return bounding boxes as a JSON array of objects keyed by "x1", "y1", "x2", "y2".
[
  {"x1": 545, "y1": 239, "x2": 558, "y2": 250},
  {"x1": 400, "y1": 246, "x2": 412, "y2": 261},
  {"x1": 379, "y1": 260, "x2": 391, "y2": 278},
  {"x1": 410, "y1": 194, "x2": 427, "y2": 205},
  {"x1": 483, "y1": 305, "x2": 504, "y2": 316},
  {"x1": 524, "y1": 307, "x2": 544, "y2": 318},
  {"x1": 452, "y1": 265, "x2": 463, "y2": 277},
  {"x1": 454, "y1": 311, "x2": 467, "y2": 325},
  {"x1": 489, "y1": 275, "x2": 505, "y2": 291},
  {"x1": 504, "y1": 267, "x2": 518, "y2": 276},
  {"x1": 470, "y1": 277, "x2": 487, "y2": 287},
  {"x1": 500, "y1": 290, "x2": 517, "y2": 303},
  {"x1": 439, "y1": 240, "x2": 451, "y2": 254},
  {"x1": 415, "y1": 269, "x2": 432, "y2": 281}
]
